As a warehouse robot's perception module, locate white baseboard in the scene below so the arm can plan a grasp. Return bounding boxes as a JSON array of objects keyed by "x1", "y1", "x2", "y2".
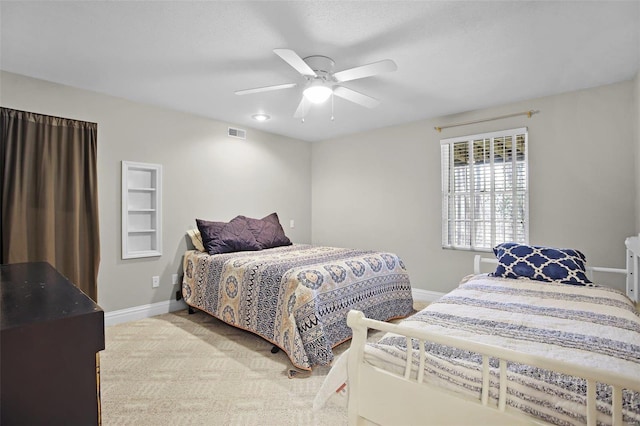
[
  {"x1": 105, "y1": 299, "x2": 188, "y2": 326},
  {"x1": 412, "y1": 288, "x2": 445, "y2": 303},
  {"x1": 105, "y1": 290, "x2": 441, "y2": 326}
]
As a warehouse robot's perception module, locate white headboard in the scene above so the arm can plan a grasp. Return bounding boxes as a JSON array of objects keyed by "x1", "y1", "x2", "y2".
[{"x1": 473, "y1": 236, "x2": 640, "y2": 303}]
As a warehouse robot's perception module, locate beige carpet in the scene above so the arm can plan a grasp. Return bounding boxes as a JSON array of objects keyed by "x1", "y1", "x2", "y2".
[{"x1": 101, "y1": 307, "x2": 413, "y2": 425}]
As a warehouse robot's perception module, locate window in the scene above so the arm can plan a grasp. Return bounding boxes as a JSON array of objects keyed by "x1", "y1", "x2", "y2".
[{"x1": 441, "y1": 127, "x2": 528, "y2": 251}]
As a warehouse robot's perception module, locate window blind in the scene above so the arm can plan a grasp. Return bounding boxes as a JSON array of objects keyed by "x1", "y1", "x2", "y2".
[{"x1": 441, "y1": 127, "x2": 528, "y2": 251}]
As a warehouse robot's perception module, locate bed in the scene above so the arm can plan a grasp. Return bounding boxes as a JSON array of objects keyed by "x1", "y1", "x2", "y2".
[
  {"x1": 182, "y1": 243, "x2": 414, "y2": 371},
  {"x1": 317, "y1": 238, "x2": 640, "y2": 425}
]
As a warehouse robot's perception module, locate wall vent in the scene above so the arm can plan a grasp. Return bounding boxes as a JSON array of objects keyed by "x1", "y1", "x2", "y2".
[{"x1": 228, "y1": 127, "x2": 246, "y2": 139}]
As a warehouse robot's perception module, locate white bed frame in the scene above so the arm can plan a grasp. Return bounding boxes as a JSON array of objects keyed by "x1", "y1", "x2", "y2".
[{"x1": 346, "y1": 236, "x2": 640, "y2": 426}]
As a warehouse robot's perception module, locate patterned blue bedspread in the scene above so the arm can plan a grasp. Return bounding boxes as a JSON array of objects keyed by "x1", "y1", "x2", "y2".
[{"x1": 183, "y1": 244, "x2": 413, "y2": 370}]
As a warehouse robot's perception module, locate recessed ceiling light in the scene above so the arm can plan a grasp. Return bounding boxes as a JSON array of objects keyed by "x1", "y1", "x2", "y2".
[{"x1": 252, "y1": 113, "x2": 270, "y2": 122}]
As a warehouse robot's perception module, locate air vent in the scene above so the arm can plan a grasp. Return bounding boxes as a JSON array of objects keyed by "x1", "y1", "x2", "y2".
[{"x1": 228, "y1": 127, "x2": 246, "y2": 139}]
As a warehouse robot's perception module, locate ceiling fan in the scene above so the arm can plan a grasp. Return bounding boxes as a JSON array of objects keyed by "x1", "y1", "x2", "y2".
[{"x1": 235, "y1": 49, "x2": 397, "y2": 120}]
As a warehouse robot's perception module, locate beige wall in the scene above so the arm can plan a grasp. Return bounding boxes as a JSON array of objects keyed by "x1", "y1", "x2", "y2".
[
  {"x1": 0, "y1": 71, "x2": 312, "y2": 312},
  {"x1": 635, "y1": 71, "x2": 640, "y2": 232},
  {"x1": 312, "y1": 81, "x2": 636, "y2": 294},
  {"x1": 2, "y1": 70, "x2": 636, "y2": 305}
]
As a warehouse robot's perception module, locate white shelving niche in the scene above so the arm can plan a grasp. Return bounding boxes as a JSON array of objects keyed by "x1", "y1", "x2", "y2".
[{"x1": 122, "y1": 161, "x2": 162, "y2": 259}]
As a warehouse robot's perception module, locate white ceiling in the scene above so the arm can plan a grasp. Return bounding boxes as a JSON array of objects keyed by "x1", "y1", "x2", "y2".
[{"x1": 1, "y1": 1, "x2": 639, "y2": 142}]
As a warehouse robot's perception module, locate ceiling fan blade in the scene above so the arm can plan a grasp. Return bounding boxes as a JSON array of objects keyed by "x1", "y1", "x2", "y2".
[
  {"x1": 293, "y1": 97, "x2": 308, "y2": 119},
  {"x1": 333, "y1": 86, "x2": 380, "y2": 108},
  {"x1": 273, "y1": 49, "x2": 317, "y2": 77},
  {"x1": 333, "y1": 59, "x2": 397, "y2": 82},
  {"x1": 234, "y1": 83, "x2": 297, "y2": 96}
]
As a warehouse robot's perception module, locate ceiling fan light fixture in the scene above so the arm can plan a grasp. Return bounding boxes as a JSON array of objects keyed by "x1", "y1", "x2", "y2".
[
  {"x1": 236, "y1": 49, "x2": 397, "y2": 122},
  {"x1": 303, "y1": 80, "x2": 332, "y2": 104}
]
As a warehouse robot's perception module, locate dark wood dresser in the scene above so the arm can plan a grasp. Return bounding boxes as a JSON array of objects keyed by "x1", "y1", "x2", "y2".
[{"x1": 1, "y1": 262, "x2": 105, "y2": 425}]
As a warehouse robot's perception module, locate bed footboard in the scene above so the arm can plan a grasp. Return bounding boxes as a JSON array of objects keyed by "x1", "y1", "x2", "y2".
[{"x1": 346, "y1": 310, "x2": 640, "y2": 426}]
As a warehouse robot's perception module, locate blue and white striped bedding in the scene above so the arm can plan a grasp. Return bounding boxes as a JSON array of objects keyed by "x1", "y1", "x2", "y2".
[{"x1": 366, "y1": 274, "x2": 640, "y2": 425}]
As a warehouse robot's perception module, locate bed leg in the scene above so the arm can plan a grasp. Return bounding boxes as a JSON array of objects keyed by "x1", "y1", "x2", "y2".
[
  {"x1": 271, "y1": 346, "x2": 280, "y2": 354},
  {"x1": 188, "y1": 306, "x2": 196, "y2": 315}
]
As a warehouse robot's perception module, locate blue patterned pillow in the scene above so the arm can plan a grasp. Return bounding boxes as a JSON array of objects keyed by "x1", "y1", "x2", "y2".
[{"x1": 491, "y1": 243, "x2": 592, "y2": 285}]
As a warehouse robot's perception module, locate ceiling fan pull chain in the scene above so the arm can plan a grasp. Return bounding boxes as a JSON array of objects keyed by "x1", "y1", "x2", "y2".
[{"x1": 331, "y1": 93, "x2": 335, "y2": 121}]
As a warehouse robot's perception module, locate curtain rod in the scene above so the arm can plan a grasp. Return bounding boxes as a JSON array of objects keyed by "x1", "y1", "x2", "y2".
[{"x1": 434, "y1": 110, "x2": 537, "y2": 132}]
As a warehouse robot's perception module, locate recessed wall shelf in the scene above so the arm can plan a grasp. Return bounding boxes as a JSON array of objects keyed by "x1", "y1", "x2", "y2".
[{"x1": 121, "y1": 161, "x2": 162, "y2": 259}]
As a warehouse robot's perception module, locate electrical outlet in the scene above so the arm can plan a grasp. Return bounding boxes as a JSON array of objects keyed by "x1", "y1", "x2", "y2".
[
  {"x1": 152, "y1": 276, "x2": 160, "y2": 288},
  {"x1": 171, "y1": 274, "x2": 179, "y2": 285},
  {"x1": 289, "y1": 219, "x2": 295, "y2": 229}
]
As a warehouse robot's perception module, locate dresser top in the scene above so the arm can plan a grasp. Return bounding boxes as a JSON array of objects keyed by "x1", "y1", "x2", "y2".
[{"x1": 1, "y1": 262, "x2": 103, "y2": 330}]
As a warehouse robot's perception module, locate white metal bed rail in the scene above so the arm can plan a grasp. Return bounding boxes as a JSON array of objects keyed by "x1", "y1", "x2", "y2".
[
  {"x1": 626, "y1": 235, "x2": 640, "y2": 302},
  {"x1": 473, "y1": 252, "x2": 637, "y2": 302},
  {"x1": 347, "y1": 310, "x2": 640, "y2": 426}
]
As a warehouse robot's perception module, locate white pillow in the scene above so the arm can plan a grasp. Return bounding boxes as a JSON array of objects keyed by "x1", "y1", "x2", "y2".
[{"x1": 187, "y1": 229, "x2": 205, "y2": 252}]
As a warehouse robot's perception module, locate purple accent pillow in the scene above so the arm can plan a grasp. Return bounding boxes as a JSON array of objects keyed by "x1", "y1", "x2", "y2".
[
  {"x1": 242, "y1": 212, "x2": 292, "y2": 249},
  {"x1": 196, "y1": 216, "x2": 261, "y2": 255},
  {"x1": 196, "y1": 218, "x2": 226, "y2": 254}
]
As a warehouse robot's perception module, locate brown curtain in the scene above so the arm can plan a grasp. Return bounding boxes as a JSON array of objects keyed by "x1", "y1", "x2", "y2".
[{"x1": 0, "y1": 107, "x2": 100, "y2": 301}]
